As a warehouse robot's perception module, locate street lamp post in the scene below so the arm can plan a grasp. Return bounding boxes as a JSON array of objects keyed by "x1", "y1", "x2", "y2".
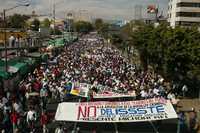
[{"x1": 3, "y1": 3, "x2": 30, "y2": 72}]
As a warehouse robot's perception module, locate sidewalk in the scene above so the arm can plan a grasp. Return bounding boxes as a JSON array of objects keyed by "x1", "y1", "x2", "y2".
[{"x1": 177, "y1": 99, "x2": 200, "y2": 112}]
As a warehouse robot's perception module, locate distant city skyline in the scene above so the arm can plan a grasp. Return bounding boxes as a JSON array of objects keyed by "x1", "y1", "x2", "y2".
[{"x1": 0, "y1": 0, "x2": 168, "y2": 20}]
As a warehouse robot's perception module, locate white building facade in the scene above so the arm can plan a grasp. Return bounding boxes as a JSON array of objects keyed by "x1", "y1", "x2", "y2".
[{"x1": 168, "y1": 0, "x2": 200, "y2": 27}]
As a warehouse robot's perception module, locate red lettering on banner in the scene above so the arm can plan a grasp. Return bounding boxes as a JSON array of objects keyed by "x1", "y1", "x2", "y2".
[
  {"x1": 88, "y1": 106, "x2": 96, "y2": 118},
  {"x1": 77, "y1": 106, "x2": 97, "y2": 120},
  {"x1": 77, "y1": 106, "x2": 87, "y2": 120}
]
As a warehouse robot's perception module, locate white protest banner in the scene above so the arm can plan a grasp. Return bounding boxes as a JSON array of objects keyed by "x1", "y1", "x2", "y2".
[
  {"x1": 79, "y1": 83, "x2": 90, "y2": 97},
  {"x1": 93, "y1": 91, "x2": 135, "y2": 99},
  {"x1": 55, "y1": 98, "x2": 177, "y2": 122},
  {"x1": 92, "y1": 85, "x2": 136, "y2": 99}
]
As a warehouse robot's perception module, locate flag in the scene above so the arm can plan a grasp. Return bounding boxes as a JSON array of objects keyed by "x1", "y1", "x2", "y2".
[
  {"x1": 65, "y1": 82, "x2": 73, "y2": 96},
  {"x1": 70, "y1": 82, "x2": 80, "y2": 96}
]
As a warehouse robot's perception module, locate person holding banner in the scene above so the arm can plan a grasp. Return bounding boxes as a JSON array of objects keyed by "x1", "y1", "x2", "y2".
[
  {"x1": 188, "y1": 110, "x2": 199, "y2": 133},
  {"x1": 177, "y1": 111, "x2": 187, "y2": 133}
]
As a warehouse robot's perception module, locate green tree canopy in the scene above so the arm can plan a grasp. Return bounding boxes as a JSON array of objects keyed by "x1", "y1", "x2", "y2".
[
  {"x1": 50, "y1": 28, "x2": 62, "y2": 35},
  {"x1": 41, "y1": 18, "x2": 51, "y2": 28},
  {"x1": 74, "y1": 21, "x2": 93, "y2": 33},
  {"x1": 31, "y1": 19, "x2": 40, "y2": 31},
  {"x1": 94, "y1": 18, "x2": 103, "y2": 31},
  {"x1": 115, "y1": 21, "x2": 200, "y2": 97},
  {"x1": 7, "y1": 14, "x2": 30, "y2": 29},
  {"x1": 103, "y1": 20, "x2": 200, "y2": 97}
]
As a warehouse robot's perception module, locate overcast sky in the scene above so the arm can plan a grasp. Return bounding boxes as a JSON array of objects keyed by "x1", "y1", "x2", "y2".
[{"x1": 0, "y1": 0, "x2": 168, "y2": 20}]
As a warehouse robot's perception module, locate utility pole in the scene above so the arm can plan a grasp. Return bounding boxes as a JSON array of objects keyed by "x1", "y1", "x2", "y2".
[
  {"x1": 155, "y1": 0, "x2": 159, "y2": 22},
  {"x1": 3, "y1": 9, "x2": 8, "y2": 72},
  {"x1": 155, "y1": 5, "x2": 159, "y2": 22},
  {"x1": 53, "y1": 1, "x2": 56, "y2": 46}
]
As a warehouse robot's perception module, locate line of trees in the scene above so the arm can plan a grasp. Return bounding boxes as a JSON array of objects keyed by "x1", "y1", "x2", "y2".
[
  {"x1": 108, "y1": 21, "x2": 200, "y2": 97},
  {"x1": 4, "y1": 14, "x2": 96, "y2": 34},
  {"x1": 134, "y1": 23, "x2": 199, "y2": 80},
  {"x1": 7, "y1": 14, "x2": 30, "y2": 29},
  {"x1": 73, "y1": 21, "x2": 93, "y2": 33}
]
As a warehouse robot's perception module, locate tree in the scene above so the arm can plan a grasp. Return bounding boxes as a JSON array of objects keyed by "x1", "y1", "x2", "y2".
[
  {"x1": 31, "y1": 19, "x2": 40, "y2": 31},
  {"x1": 41, "y1": 18, "x2": 51, "y2": 28},
  {"x1": 94, "y1": 18, "x2": 103, "y2": 32},
  {"x1": 50, "y1": 28, "x2": 62, "y2": 35},
  {"x1": 7, "y1": 14, "x2": 30, "y2": 29},
  {"x1": 130, "y1": 23, "x2": 200, "y2": 97},
  {"x1": 99, "y1": 23, "x2": 110, "y2": 38},
  {"x1": 74, "y1": 21, "x2": 93, "y2": 33}
]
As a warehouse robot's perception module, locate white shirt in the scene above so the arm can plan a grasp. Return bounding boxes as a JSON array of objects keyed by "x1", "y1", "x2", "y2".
[
  {"x1": 13, "y1": 102, "x2": 20, "y2": 113},
  {"x1": 0, "y1": 102, "x2": 4, "y2": 109},
  {"x1": 140, "y1": 90, "x2": 148, "y2": 98},
  {"x1": 9, "y1": 36, "x2": 15, "y2": 46},
  {"x1": 153, "y1": 88, "x2": 160, "y2": 96},
  {"x1": 55, "y1": 128, "x2": 64, "y2": 133},
  {"x1": 57, "y1": 87, "x2": 64, "y2": 93},
  {"x1": 4, "y1": 105, "x2": 11, "y2": 114},
  {"x1": 158, "y1": 77, "x2": 164, "y2": 84},
  {"x1": 25, "y1": 92, "x2": 30, "y2": 99},
  {"x1": 182, "y1": 85, "x2": 188, "y2": 92},
  {"x1": 2, "y1": 97, "x2": 8, "y2": 105},
  {"x1": 6, "y1": 92, "x2": 10, "y2": 99},
  {"x1": 27, "y1": 110, "x2": 36, "y2": 122},
  {"x1": 167, "y1": 93, "x2": 175, "y2": 100}
]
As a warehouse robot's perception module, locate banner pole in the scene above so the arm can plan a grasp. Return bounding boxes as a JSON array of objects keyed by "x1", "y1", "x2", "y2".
[
  {"x1": 149, "y1": 121, "x2": 159, "y2": 133},
  {"x1": 72, "y1": 98, "x2": 81, "y2": 133},
  {"x1": 114, "y1": 123, "x2": 118, "y2": 133},
  {"x1": 177, "y1": 118, "x2": 180, "y2": 133},
  {"x1": 113, "y1": 97, "x2": 120, "y2": 133}
]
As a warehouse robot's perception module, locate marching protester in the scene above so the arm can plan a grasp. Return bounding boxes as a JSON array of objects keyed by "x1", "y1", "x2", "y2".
[
  {"x1": 55, "y1": 124, "x2": 64, "y2": 133},
  {"x1": 26, "y1": 106, "x2": 37, "y2": 132},
  {"x1": 188, "y1": 109, "x2": 199, "y2": 133},
  {"x1": 40, "y1": 85, "x2": 48, "y2": 110},
  {"x1": 10, "y1": 110, "x2": 19, "y2": 133},
  {"x1": 40, "y1": 111, "x2": 49, "y2": 133}
]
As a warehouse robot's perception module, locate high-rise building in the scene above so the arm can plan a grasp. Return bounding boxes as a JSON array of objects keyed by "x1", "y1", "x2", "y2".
[
  {"x1": 65, "y1": 12, "x2": 74, "y2": 32},
  {"x1": 168, "y1": 0, "x2": 200, "y2": 27},
  {"x1": 134, "y1": 5, "x2": 143, "y2": 20}
]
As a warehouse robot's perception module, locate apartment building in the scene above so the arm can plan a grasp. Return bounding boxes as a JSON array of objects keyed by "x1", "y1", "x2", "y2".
[{"x1": 168, "y1": 0, "x2": 200, "y2": 27}]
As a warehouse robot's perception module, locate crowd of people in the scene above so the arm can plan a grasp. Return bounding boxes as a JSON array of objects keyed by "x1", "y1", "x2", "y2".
[
  {"x1": 58, "y1": 34, "x2": 173, "y2": 100},
  {"x1": 0, "y1": 33, "x2": 180, "y2": 133}
]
